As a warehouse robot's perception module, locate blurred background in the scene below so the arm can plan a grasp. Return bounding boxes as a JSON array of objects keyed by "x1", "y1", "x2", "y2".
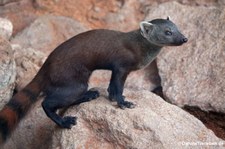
[{"x1": 0, "y1": 0, "x2": 224, "y2": 35}]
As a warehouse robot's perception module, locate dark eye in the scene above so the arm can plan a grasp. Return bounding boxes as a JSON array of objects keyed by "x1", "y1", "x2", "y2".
[{"x1": 165, "y1": 31, "x2": 172, "y2": 36}]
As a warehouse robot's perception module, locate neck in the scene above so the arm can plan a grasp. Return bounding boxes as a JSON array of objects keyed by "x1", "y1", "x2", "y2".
[
  {"x1": 131, "y1": 29, "x2": 163, "y2": 49},
  {"x1": 125, "y1": 29, "x2": 163, "y2": 69}
]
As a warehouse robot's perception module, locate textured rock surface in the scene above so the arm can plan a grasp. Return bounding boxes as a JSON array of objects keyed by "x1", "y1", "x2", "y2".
[
  {"x1": 33, "y1": 0, "x2": 144, "y2": 32},
  {"x1": 145, "y1": 2, "x2": 225, "y2": 113},
  {"x1": 0, "y1": 0, "x2": 38, "y2": 35},
  {"x1": 3, "y1": 100, "x2": 55, "y2": 149},
  {"x1": 12, "y1": 44, "x2": 46, "y2": 90},
  {"x1": 104, "y1": 0, "x2": 143, "y2": 31},
  {"x1": 0, "y1": 18, "x2": 13, "y2": 40},
  {"x1": 11, "y1": 15, "x2": 88, "y2": 54},
  {"x1": 50, "y1": 89, "x2": 224, "y2": 149},
  {"x1": 0, "y1": 0, "x2": 19, "y2": 5},
  {"x1": 0, "y1": 37, "x2": 16, "y2": 109}
]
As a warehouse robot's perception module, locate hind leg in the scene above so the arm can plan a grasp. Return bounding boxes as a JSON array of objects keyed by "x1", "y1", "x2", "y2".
[
  {"x1": 42, "y1": 84, "x2": 87, "y2": 128},
  {"x1": 82, "y1": 89, "x2": 100, "y2": 100},
  {"x1": 42, "y1": 99, "x2": 77, "y2": 129}
]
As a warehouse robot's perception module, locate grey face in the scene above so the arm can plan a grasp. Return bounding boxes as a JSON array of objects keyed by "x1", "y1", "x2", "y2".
[{"x1": 140, "y1": 19, "x2": 188, "y2": 47}]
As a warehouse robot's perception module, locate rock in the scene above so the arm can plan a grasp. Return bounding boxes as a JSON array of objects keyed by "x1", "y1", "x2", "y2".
[
  {"x1": 145, "y1": 2, "x2": 225, "y2": 113},
  {"x1": 0, "y1": 18, "x2": 13, "y2": 40},
  {"x1": 12, "y1": 44, "x2": 46, "y2": 90},
  {"x1": 89, "y1": 61, "x2": 160, "y2": 91},
  {"x1": 2, "y1": 45, "x2": 50, "y2": 149},
  {"x1": 0, "y1": 0, "x2": 38, "y2": 35},
  {"x1": 104, "y1": 0, "x2": 143, "y2": 31},
  {"x1": 0, "y1": 0, "x2": 19, "y2": 5},
  {"x1": 50, "y1": 88, "x2": 224, "y2": 149},
  {"x1": 3, "y1": 99, "x2": 55, "y2": 149},
  {"x1": 0, "y1": 37, "x2": 16, "y2": 109},
  {"x1": 11, "y1": 15, "x2": 88, "y2": 54}
]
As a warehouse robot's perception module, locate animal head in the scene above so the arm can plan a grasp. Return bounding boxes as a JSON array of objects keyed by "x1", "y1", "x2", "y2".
[{"x1": 140, "y1": 17, "x2": 188, "y2": 47}]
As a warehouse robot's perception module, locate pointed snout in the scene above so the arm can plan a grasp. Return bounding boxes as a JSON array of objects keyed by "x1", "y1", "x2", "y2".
[
  {"x1": 177, "y1": 36, "x2": 188, "y2": 46},
  {"x1": 174, "y1": 36, "x2": 188, "y2": 46}
]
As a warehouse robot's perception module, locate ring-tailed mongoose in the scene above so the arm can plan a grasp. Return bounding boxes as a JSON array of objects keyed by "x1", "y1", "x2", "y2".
[{"x1": 0, "y1": 17, "x2": 187, "y2": 143}]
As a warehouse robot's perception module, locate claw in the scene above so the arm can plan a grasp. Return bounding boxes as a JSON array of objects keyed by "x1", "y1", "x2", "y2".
[
  {"x1": 85, "y1": 90, "x2": 100, "y2": 101},
  {"x1": 118, "y1": 101, "x2": 135, "y2": 109},
  {"x1": 61, "y1": 116, "x2": 77, "y2": 129}
]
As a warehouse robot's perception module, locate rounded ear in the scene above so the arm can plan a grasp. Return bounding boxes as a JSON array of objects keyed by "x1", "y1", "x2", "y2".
[
  {"x1": 139, "y1": 21, "x2": 154, "y2": 38},
  {"x1": 167, "y1": 16, "x2": 171, "y2": 20}
]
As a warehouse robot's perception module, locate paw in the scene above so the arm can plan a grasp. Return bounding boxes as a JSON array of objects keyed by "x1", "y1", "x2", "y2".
[
  {"x1": 118, "y1": 101, "x2": 135, "y2": 109},
  {"x1": 86, "y1": 90, "x2": 100, "y2": 100},
  {"x1": 61, "y1": 116, "x2": 77, "y2": 129}
]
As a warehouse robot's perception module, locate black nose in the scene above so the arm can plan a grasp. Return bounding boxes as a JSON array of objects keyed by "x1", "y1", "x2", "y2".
[{"x1": 182, "y1": 38, "x2": 188, "y2": 43}]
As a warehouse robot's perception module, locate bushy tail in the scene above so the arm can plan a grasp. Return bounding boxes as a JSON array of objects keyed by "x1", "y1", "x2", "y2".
[{"x1": 0, "y1": 74, "x2": 44, "y2": 144}]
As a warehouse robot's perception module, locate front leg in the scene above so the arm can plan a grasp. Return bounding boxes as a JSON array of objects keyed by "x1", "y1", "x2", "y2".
[{"x1": 107, "y1": 68, "x2": 135, "y2": 109}]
